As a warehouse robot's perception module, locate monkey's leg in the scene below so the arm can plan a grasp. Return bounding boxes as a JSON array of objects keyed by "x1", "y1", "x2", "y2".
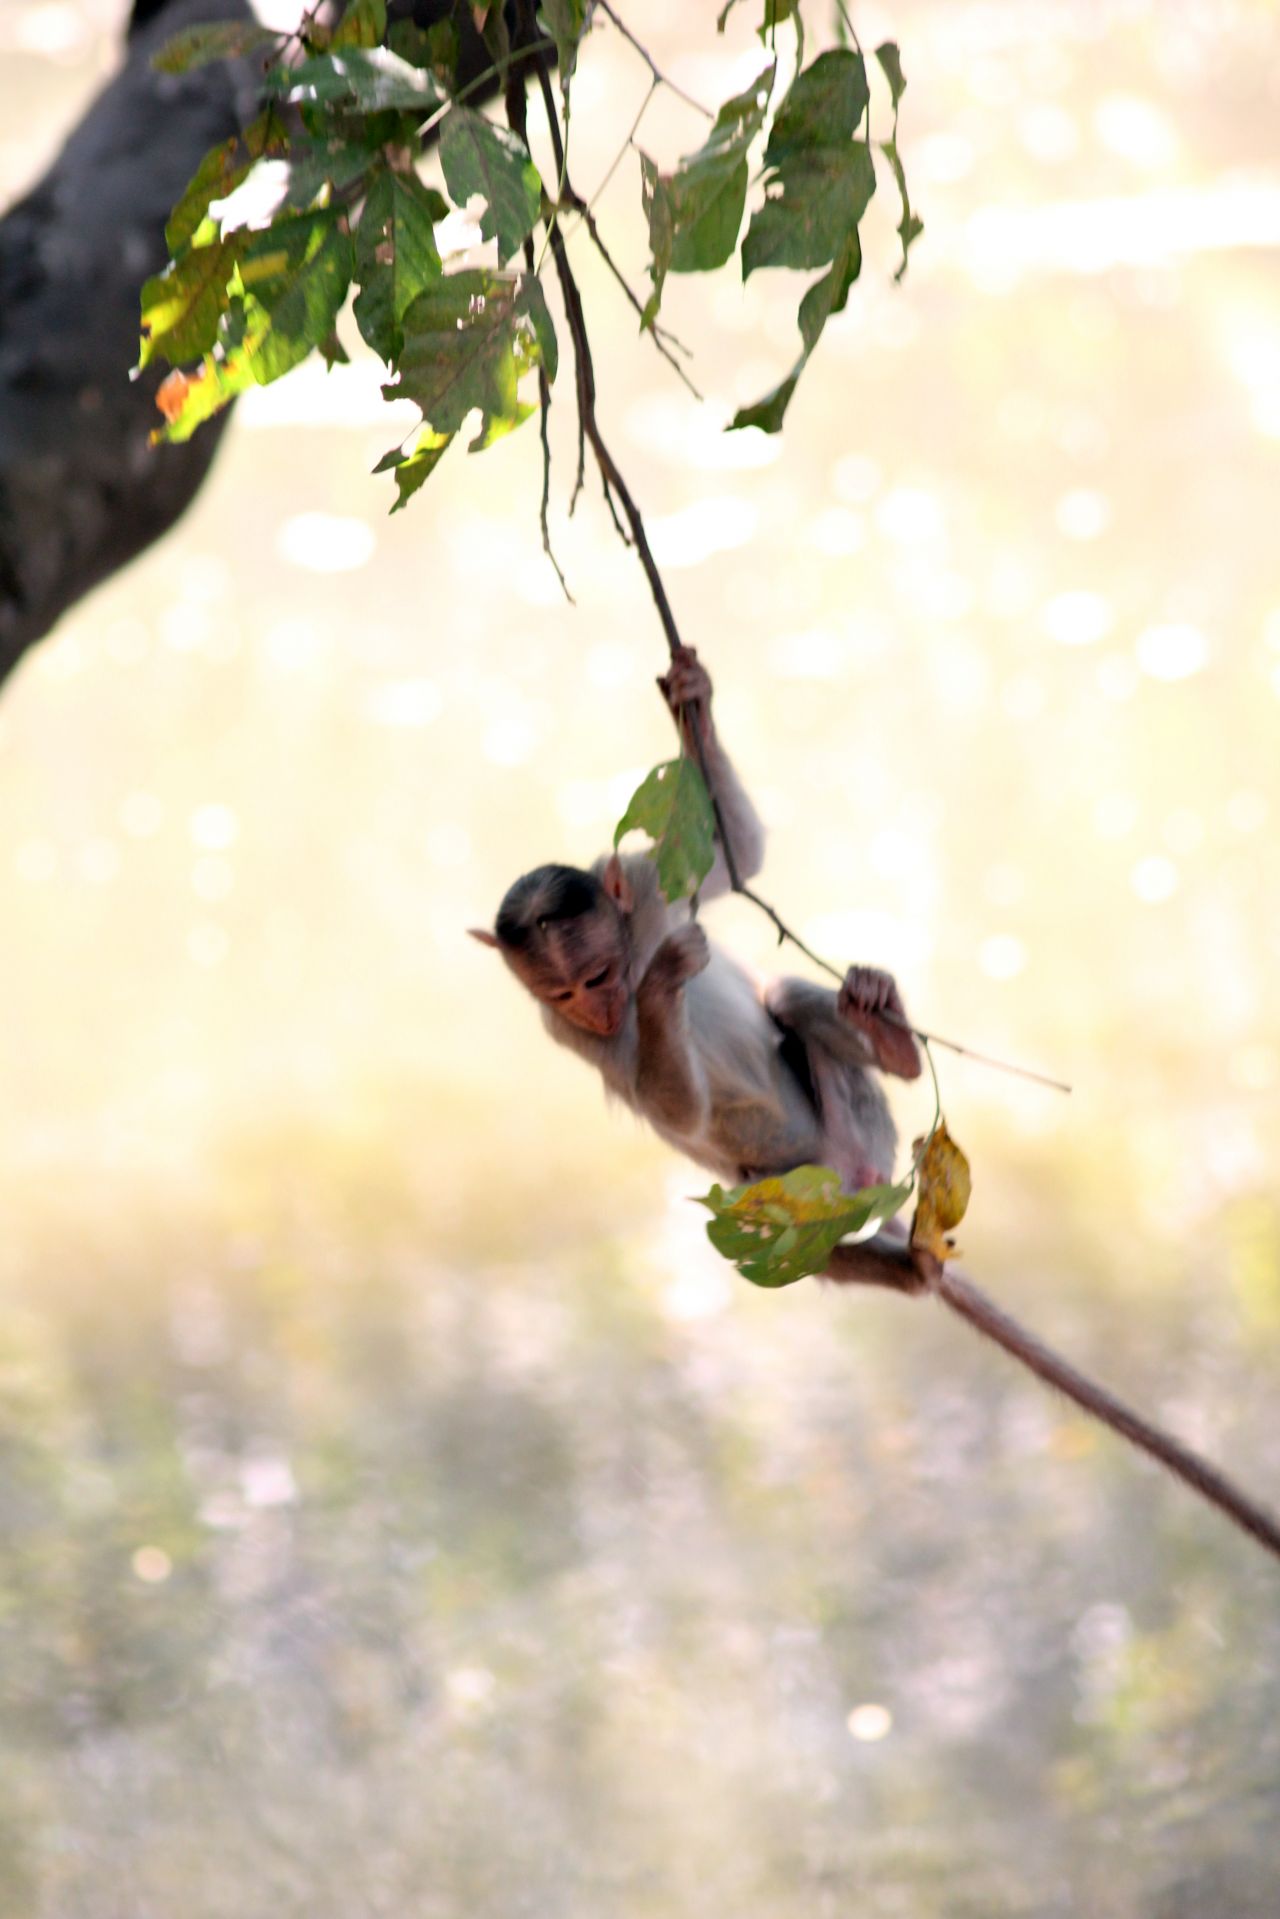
[
  {"x1": 767, "y1": 978, "x2": 872, "y2": 1062},
  {"x1": 802, "y1": 1045, "x2": 899, "y2": 1191}
]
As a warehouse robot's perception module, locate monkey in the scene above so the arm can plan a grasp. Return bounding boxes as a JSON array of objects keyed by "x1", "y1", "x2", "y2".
[
  {"x1": 472, "y1": 647, "x2": 1280, "y2": 1563},
  {"x1": 471, "y1": 646, "x2": 924, "y2": 1209}
]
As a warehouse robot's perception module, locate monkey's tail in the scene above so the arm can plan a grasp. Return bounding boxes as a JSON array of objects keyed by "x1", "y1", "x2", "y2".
[{"x1": 934, "y1": 1265, "x2": 1280, "y2": 1564}]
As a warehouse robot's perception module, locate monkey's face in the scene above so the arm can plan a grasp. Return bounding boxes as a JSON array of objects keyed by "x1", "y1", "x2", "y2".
[
  {"x1": 513, "y1": 913, "x2": 630, "y2": 1037},
  {"x1": 545, "y1": 964, "x2": 629, "y2": 1037}
]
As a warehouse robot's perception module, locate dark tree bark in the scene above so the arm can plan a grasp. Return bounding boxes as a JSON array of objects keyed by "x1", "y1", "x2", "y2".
[{"x1": 0, "y1": 0, "x2": 259, "y2": 687}]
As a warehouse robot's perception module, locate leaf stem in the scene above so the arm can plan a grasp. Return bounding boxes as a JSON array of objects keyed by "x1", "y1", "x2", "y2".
[{"x1": 594, "y1": 1, "x2": 713, "y2": 119}]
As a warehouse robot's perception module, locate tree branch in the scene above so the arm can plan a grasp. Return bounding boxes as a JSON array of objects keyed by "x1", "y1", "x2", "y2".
[{"x1": 825, "y1": 1238, "x2": 1280, "y2": 1563}]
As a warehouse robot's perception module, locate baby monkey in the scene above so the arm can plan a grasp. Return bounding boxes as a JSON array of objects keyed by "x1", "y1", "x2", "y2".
[
  {"x1": 471, "y1": 650, "x2": 1280, "y2": 1560},
  {"x1": 472, "y1": 647, "x2": 923, "y2": 1241}
]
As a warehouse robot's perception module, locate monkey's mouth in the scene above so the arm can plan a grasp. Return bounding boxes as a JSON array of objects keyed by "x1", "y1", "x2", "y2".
[{"x1": 590, "y1": 994, "x2": 626, "y2": 1038}]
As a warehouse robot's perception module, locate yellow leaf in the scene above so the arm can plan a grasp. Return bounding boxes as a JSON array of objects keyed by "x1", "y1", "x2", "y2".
[{"x1": 911, "y1": 1122, "x2": 971, "y2": 1263}]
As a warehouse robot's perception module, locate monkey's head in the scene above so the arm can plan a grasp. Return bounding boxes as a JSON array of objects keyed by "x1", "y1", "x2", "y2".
[{"x1": 470, "y1": 858, "x2": 634, "y2": 1037}]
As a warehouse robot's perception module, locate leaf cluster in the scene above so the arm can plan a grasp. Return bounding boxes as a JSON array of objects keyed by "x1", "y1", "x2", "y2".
[
  {"x1": 699, "y1": 1109, "x2": 972, "y2": 1290},
  {"x1": 700, "y1": 1167, "x2": 913, "y2": 1288},
  {"x1": 141, "y1": 1, "x2": 919, "y2": 501},
  {"x1": 140, "y1": 0, "x2": 559, "y2": 503}
]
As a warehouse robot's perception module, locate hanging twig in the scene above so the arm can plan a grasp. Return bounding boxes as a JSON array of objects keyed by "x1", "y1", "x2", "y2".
[
  {"x1": 594, "y1": 0, "x2": 714, "y2": 119},
  {"x1": 510, "y1": 46, "x2": 572, "y2": 602},
  {"x1": 511, "y1": 14, "x2": 1067, "y2": 1097}
]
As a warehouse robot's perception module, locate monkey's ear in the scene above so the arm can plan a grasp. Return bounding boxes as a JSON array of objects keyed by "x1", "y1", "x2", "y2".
[
  {"x1": 601, "y1": 854, "x2": 634, "y2": 914},
  {"x1": 468, "y1": 927, "x2": 501, "y2": 949}
]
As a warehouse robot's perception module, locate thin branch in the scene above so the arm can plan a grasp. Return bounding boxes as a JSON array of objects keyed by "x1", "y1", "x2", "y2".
[
  {"x1": 418, "y1": 33, "x2": 557, "y2": 149},
  {"x1": 535, "y1": 370, "x2": 573, "y2": 601},
  {"x1": 511, "y1": 29, "x2": 573, "y2": 601},
  {"x1": 826, "y1": 1239, "x2": 1280, "y2": 1565},
  {"x1": 931, "y1": 1260, "x2": 1280, "y2": 1564},
  {"x1": 508, "y1": 17, "x2": 1065, "y2": 1095},
  {"x1": 587, "y1": 76, "x2": 658, "y2": 213},
  {"x1": 561, "y1": 186, "x2": 703, "y2": 399},
  {"x1": 595, "y1": 0, "x2": 713, "y2": 119},
  {"x1": 530, "y1": 55, "x2": 698, "y2": 400},
  {"x1": 599, "y1": 471, "x2": 630, "y2": 545}
]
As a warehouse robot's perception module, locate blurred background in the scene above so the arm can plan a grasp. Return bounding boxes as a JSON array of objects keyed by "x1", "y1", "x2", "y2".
[{"x1": 2, "y1": 1, "x2": 1279, "y2": 1912}]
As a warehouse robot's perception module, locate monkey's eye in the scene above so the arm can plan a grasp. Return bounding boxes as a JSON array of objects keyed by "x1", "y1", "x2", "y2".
[{"x1": 584, "y1": 968, "x2": 610, "y2": 989}]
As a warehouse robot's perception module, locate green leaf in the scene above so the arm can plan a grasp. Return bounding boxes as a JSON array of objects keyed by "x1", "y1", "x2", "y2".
[
  {"x1": 276, "y1": 131, "x2": 385, "y2": 211},
  {"x1": 759, "y1": 0, "x2": 798, "y2": 33},
  {"x1": 730, "y1": 227, "x2": 860, "y2": 433},
  {"x1": 613, "y1": 758, "x2": 715, "y2": 904},
  {"x1": 699, "y1": 1167, "x2": 912, "y2": 1288},
  {"x1": 728, "y1": 371, "x2": 798, "y2": 436},
  {"x1": 796, "y1": 228, "x2": 861, "y2": 348},
  {"x1": 139, "y1": 235, "x2": 244, "y2": 370},
  {"x1": 154, "y1": 209, "x2": 354, "y2": 443},
  {"x1": 879, "y1": 138, "x2": 924, "y2": 281},
  {"x1": 731, "y1": 47, "x2": 885, "y2": 434},
  {"x1": 151, "y1": 19, "x2": 279, "y2": 74},
  {"x1": 386, "y1": 17, "x2": 459, "y2": 73},
  {"x1": 741, "y1": 50, "x2": 874, "y2": 277},
  {"x1": 763, "y1": 48, "x2": 869, "y2": 165},
  {"x1": 388, "y1": 269, "x2": 555, "y2": 451},
  {"x1": 165, "y1": 137, "x2": 248, "y2": 255},
  {"x1": 439, "y1": 108, "x2": 542, "y2": 264},
  {"x1": 276, "y1": 47, "x2": 444, "y2": 114},
  {"x1": 519, "y1": 273, "x2": 559, "y2": 384},
  {"x1": 152, "y1": 360, "x2": 244, "y2": 443},
  {"x1": 540, "y1": 0, "x2": 587, "y2": 84},
  {"x1": 640, "y1": 63, "x2": 774, "y2": 326},
  {"x1": 354, "y1": 169, "x2": 445, "y2": 361},
  {"x1": 234, "y1": 212, "x2": 355, "y2": 385},
  {"x1": 374, "y1": 427, "x2": 453, "y2": 510},
  {"x1": 874, "y1": 41, "x2": 907, "y2": 109},
  {"x1": 638, "y1": 157, "x2": 672, "y2": 330},
  {"x1": 318, "y1": 327, "x2": 351, "y2": 368},
  {"x1": 333, "y1": 0, "x2": 387, "y2": 50},
  {"x1": 164, "y1": 111, "x2": 293, "y2": 255}
]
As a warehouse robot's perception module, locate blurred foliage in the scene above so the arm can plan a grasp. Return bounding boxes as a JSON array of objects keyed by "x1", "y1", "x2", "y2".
[
  {"x1": 2, "y1": 0, "x2": 1280, "y2": 1912},
  {"x1": 142, "y1": 0, "x2": 918, "y2": 459}
]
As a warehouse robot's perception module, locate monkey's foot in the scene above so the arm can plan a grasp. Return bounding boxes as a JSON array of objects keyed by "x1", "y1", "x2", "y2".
[{"x1": 837, "y1": 966, "x2": 923, "y2": 1080}]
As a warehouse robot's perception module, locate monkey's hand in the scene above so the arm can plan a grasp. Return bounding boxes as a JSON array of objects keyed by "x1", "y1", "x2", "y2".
[
  {"x1": 639, "y1": 923, "x2": 711, "y2": 1000},
  {"x1": 838, "y1": 965, "x2": 923, "y2": 1079},
  {"x1": 657, "y1": 645, "x2": 713, "y2": 750}
]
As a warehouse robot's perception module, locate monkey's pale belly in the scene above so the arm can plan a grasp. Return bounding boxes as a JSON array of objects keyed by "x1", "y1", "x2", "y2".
[{"x1": 545, "y1": 970, "x2": 897, "y2": 1192}]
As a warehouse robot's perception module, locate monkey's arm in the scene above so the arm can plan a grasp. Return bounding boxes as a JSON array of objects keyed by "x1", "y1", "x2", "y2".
[
  {"x1": 633, "y1": 926, "x2": 711, "y2": 1133},
  {"x1": 659, "y1": 647, "x2": 764, "y2": 902}
]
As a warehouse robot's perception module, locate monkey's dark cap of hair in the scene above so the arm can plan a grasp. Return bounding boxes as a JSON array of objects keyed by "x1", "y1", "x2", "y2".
[{"x1": 495, "y1": 864, "x2": 604, "y2": 950}]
